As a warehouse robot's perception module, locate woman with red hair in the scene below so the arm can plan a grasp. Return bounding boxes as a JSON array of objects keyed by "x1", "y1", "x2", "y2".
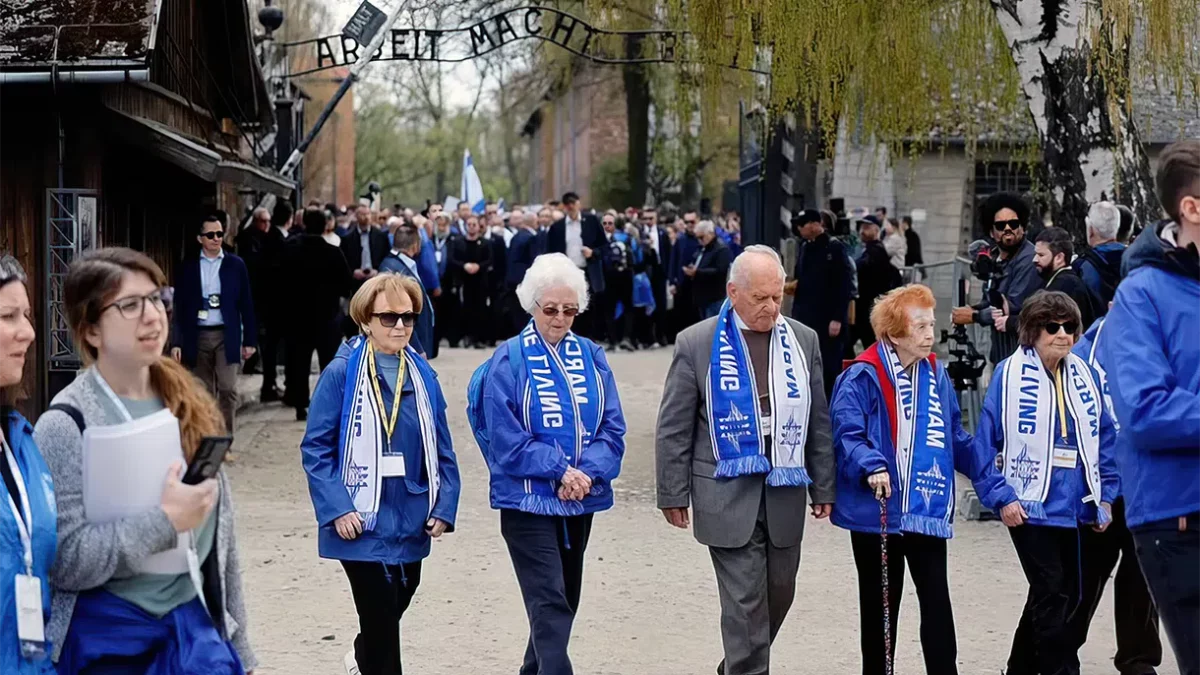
[{"x1": 830, "y1": 284, "x2": 1020, "y2": 675}]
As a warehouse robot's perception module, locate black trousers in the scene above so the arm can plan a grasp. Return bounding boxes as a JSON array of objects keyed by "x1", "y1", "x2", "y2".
[
  {"x1": 602, "y1": 272, "x2": 634, "y2": 346},
  {"x1": 259, "y1": 319, "x2": 282, "y2": 396},
  {"x1": 284, "y1": 320, "x2": 340, "y2": 411},
  {"x1": 461, "y1": 281, "x2": 491, "y2": 346},
  {"x1": 650, "y1": 268, "x2": 669, "y2": 344},
  {"x1": 1133, "y1": 512, "x2": 1200, "y2": 675},
  {"x1": 506, "y1": 288, "x2": 531, "y2": 339},
  {"x1": 817, "y1": 332, "x2": 846, "y2": 400},
  {"x1": 341, "y1": 560, "x2": 423, "y2": 675},
  {"x1": 490, "y1": 287, "x2": 511, "y2": 343},
  {"x1": 1071, "y1": 498, "x2": 1162, "y2": 675},
  {"x1": 434, "y1": 285, "x2": 462, "y2": 348},
  {"x1": 671, "y1": 283, "x2": 699, "y2": 340},
  {"x1": 850, "y1": 531, "x2": 957, "y2": 675},
  {"x1": 1007, "y1": 525, "x2": 1083, "y2": 675},
  {"x1": 500, "y1": 510, "x2": 594, "y2": 675}
]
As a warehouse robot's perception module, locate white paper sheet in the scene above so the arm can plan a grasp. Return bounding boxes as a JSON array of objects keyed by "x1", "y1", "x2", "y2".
[{"x1": 82, "y1": 408, "x2": 190, "y2": 575}]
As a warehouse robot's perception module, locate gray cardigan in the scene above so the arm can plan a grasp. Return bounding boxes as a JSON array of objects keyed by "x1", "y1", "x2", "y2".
[{"x1": 33, "y1": 369, "x2": 256, "y2": 669}]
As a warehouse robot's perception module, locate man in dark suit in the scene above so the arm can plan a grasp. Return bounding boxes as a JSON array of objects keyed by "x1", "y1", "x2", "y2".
[
  {"x1": 379, "y1": 224, "x2": 434, "y2": 357},
  {"x1": 172, "y1": 213, "x2": 257, "y2": 435},
  {"x1": 452, "y1": 215, "x2": 493, "y2": 347},
  {"x1": 279, "y1": 207, "x2": 352, "y2": 421},
  {"x1": 547, "y1": 191, "x2": 606, "y2": 338},
  {"x1": 670, "y1": 210, "x2": 702, "y2": 334},
  {"x1": 786, "y1": 209, "x2": 853, "y2": 399},
  {"x1": 639, "y1": 205, "x2": 673, "y2": 345},
  {"x1": 504, "y1": 210, "x2": 540, "y2": 336},
  {"x1": 432, "y1": 213, "x2": 463, "y2": 348},
  {"x1": 237, "y1": 202, "x2": 288, "y2": 402},
  {"x1": 339, "y1": 203, "x2": 391, "y2": 338},
  {"x1": 685, "y1": 220, "x2": 734, "y2": 319}
]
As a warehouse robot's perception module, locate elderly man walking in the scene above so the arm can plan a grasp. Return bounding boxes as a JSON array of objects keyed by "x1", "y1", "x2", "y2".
[{"x1": 656, "y1": 245, "x2": 836, "y2": 675}]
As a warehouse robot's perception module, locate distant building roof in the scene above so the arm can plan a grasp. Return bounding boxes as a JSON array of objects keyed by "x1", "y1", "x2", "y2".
[{"x1": 0, "y1": 0, "x2": 157, "y2": 65}]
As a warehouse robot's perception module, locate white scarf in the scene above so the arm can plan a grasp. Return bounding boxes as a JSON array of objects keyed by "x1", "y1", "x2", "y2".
[
  {"x1": 1086, "y1": 318, "x2": 1120, "y2": 432},
  {"x1": 341, "y1": 341, "x2": 439, "y2": 531},
  {"x1": 1001, "y1": 348, "x2": 1104, "y2": 521}
]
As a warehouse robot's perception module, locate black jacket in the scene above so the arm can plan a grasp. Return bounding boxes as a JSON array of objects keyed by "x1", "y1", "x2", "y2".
[
  {"x1": 856, "y1": 240, "x2": 902, "y2": 319},
  {"x1": 237, "y1": 226, "x2": 287, "y2": 323},
  {"x1": 1044, "y1": 267, "x2": 1098, "y2": 332},
  {"x1": 790, "y1": 232, "x2": 853, "y2": 332},
  {"x1": 691, "y1": 238, "x2": 733, "y2": 308},
  {"x1": 548, "y1": 214, "x2": 607, "y2": 294},
  {"x1": 453, "y1": 235, "x2": 493, "y2": 291},
  {"x1": 973, "y1": 238, "x2": 1042, "y2": 364},
  {"x1": 339, "y1": 227, "x2": 391, "y2": 275},
  {"x1": 280, "y1": 235, "x2": 352, "y2": 328}
]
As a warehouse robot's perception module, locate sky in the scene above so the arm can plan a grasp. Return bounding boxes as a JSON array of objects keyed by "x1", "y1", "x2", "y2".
[{"x1": 324, "y1": 0, "x2": 487, "y2": 109}]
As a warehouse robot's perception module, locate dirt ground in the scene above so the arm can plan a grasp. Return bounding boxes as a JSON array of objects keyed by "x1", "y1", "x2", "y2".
[{"x1": 227, "y1": 346, "x2": 1179, "y2": 675}]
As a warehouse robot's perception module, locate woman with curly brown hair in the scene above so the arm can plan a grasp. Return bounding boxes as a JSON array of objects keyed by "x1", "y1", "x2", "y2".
[{"x1": 34, "y1": 248, "x2": 256, "y2": 675}]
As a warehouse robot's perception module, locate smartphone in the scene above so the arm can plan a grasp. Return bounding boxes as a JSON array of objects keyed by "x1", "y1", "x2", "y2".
[{"x1": 182, "y1": 436, "x2": 233, "y2": 485}]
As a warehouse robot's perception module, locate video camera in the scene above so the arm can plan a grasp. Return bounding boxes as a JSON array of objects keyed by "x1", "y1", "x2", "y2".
[
  {"x1": 940, "y1": 279, "x2": 986, "y2": 391},
  {"x1": 968, "y1": 238, "x2": 1001, "y2": 282}
]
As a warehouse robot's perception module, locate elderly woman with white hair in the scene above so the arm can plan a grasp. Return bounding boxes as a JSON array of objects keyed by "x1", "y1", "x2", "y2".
[{"x1": 473, "y1": 252, "x2": 626, "y2": 675}]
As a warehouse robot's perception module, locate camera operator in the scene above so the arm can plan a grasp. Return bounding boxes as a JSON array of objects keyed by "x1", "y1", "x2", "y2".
[
  {"x1": 1034, "y1": 226, "x2": 1098, "y2": 331},
  {"x1": 951, "y1": 192, "x2": 1042, "y2": 364}
]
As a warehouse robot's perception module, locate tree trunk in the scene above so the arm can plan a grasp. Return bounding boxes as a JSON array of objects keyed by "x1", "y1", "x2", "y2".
[
  {"x1": 624, "y1": 35, "x2": 651, "y2": 207},
  {"x1": 990, "y1": 0, "x2": 1160, "y2": 238}
]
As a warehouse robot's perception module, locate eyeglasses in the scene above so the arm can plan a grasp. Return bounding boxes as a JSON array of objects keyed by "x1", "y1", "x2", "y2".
[
  {"x1": 684, "y1": 219, "x2": 697, "y2": 225},
  {"x1": 102, "y1": 291, "x2": 166, "y2": 320},
  {"x1": 536, "y1": 301, "x2": 579, "y2": 318},
  {"x1": 993, "y1": 219, "x2": 1023, "y2": 232},
  {"x1": 1043, "y1": 321, "x2": 1078, "y2": 335},
  {"x1": 201, "y1": 231, "x2": 225, "y2": 240},
  {"x1": 374, "y1": 311, "x2": 418, "y2": 328}
]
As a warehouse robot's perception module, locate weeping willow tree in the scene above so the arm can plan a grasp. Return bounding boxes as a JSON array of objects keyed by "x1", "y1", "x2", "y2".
[{"x1": 585, "y1": 0, "x2": 1199, "y2": 234}]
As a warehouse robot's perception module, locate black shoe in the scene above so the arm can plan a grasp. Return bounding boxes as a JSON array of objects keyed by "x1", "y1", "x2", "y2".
[
  {"x1": 260, "y1": 389, "x2": 282, "y2": 403},
  {"x1": 296, "y1": 408, "x2": 308, "y2": 421}
]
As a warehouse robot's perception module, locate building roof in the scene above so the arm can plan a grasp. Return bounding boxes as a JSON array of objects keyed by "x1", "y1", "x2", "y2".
[{"x1": 0, "y1": 0, "x2": 158, "y2": 65}]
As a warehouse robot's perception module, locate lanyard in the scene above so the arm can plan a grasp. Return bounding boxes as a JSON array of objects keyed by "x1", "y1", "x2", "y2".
[
  {"x1": 92, "y1": 368, "x2": 135, "y2": 423},
  {"x1": 1053, "y1": 365, "x2": 1069, "y2": 441},
  {"x1": 367, "y1": 349, "x2": 406, "y2": 440},
  {"x1": 2, "y1": 440, "x2": 34, "y2": 575}
]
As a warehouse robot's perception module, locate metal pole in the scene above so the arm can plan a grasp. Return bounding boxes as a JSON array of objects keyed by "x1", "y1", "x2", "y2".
[{"x1": 277, "y1": 1, "x2": 409, "y2": 180}]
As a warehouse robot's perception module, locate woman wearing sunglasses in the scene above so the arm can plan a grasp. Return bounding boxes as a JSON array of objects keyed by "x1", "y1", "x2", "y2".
[
  {"x1": 0, "y1": 255, "x2": 56, "y2": 675},
  {"x1": 300, "y1": 273, "x2": 460, "y2": 675},
  {"x1": 34, "y1": 248, "x2": 255, "y2": 673},
  {"x1": 972, "y1": 290, "x2": 1118, "y2": 675},
  {"x1": 479, "y1": 253, "x2": 626, "y2": 675}
]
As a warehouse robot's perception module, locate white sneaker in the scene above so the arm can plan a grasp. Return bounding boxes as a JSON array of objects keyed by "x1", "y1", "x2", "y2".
[{"x1": 343, "y1": 649, "x2": 360, "y2": 675}]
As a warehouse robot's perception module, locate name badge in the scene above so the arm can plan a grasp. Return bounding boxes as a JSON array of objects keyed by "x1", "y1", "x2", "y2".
[
  {"x1": 760, "y1": 415, "x2": 772, "y2": 438},
  {"x1": 197, "y1": 310, "x2": 209, "y2": 321},
  {"x1": 14, "y1": 573, "x2": 46, "y2": 658},
  {"x1": 1052, "y1": 446, "x2": 1078, "y2": 469},
  {"x1": 207, "y1": 294, "x2": 221, "y2": 309}
]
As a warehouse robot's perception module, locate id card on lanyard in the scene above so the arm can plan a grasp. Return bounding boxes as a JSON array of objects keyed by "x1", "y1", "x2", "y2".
[
  {"x1": 93, "y1": 370, "x2": 210, "y2": 613},
  {"x1": 4, "y1": 440, "x2": 46, "y2": 660}
]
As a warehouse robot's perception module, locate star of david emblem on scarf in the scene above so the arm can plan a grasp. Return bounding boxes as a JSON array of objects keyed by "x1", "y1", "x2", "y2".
[
  {"x1": 346, "y1": 462, "x2": 370, "y2": 500},
  {"x1": 1011, "y1": 445, "x2": 1040, "y2": 492},
  {"x1": 777, "y1": 412, "x2": 805, "y2": 462},
  {"x1": 914, "y1": 460, "x2": 946, "y2": 509}
]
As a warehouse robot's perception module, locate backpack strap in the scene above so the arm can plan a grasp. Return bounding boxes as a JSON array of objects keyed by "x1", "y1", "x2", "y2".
[
  {"x1": 46, "y1": 403, "x2": 86, "y2": 435},
  {"x1": 506, "y1": 336, "x2": 522, "y2": 379}
]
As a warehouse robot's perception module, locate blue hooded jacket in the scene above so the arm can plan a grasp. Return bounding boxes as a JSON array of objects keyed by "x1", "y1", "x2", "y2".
[
  {"x1": 830, "y1": 359, "x2": 1016, "y2": 535},
  {"x1": 481, "y1": 336, "x2": 626, "y2": 514},
  {"x1": 1098, "y1": 221, "x2": 1200, "y2": 528},
  {"x1": 1, "y1": 410, "x2": 56, "y2": 675},
  {"x1": 974, "y1": 357, "x2": 1120, "y2": 528},
  {"x1": 301, "y1": 342, "x2": 460, "y2": 565}
]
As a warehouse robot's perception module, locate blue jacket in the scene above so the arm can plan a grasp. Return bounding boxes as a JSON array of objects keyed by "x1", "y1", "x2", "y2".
[
  {"x1": 171, "y1": 253, "x2": 257, "y2": 368},
  {"x1": 670, "y1": 232, "x2": 701, "y2": 286},
  {"x1": 830, "y1": 361, "x2": 1015, "y2": 535},
  {"x1": 416, "y1": 227, "x2": 442, "y2": 295},
  {"x1": 506, "y1": 229, "x2": 539, "y2": 288},
  {"x1": 1099, "y1": 221, "x2": 1200, "y2": 528},
  {"x1": 1076, "y1": 241, "x2": 1125, "y2": 309},
  {"x1": 974, "y1": 358, "x2": 1120, "y2": 528},
  {"x1": 1, "y1": 410, "x2": 56, "y2": 675},
  {"x1": 379, "y1": 255, "x2": 434, "y2": 358},
  {"x1": 301, "y1": 342, "x2": 460, "y2": 565},
  {"x1": 482, "y1": 337, "x2": 626, "y2": 514}
]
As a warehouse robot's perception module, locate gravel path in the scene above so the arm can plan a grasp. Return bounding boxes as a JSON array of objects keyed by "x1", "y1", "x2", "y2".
[{"x1": 227, "y1": 346, "x2": 1178, "y2": 675}]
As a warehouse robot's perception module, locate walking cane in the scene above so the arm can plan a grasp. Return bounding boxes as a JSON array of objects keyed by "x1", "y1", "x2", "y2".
[{"x1": 879, "y1": 494, "x2": 894, "y2": 675}]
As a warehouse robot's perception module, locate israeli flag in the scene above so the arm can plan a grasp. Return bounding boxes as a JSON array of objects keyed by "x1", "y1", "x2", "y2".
[{"x1": 461, "y1": 149, "x2": 486, "y2": 215}]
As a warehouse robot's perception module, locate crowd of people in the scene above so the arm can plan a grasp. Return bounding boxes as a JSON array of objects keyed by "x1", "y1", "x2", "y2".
[{"x1": 0, "y1": 137, "x2": 1194, "y2": 675}]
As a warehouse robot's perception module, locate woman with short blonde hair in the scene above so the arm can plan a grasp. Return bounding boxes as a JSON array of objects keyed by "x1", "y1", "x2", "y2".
[{"x1": 301, "y1": 273, "x2": 459, "y2": 675}]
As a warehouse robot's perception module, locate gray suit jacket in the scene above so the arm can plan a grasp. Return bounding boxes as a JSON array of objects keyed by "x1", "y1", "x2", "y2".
[{"x1": 655, "y1": 316, "x2": 836, "y2": 548}]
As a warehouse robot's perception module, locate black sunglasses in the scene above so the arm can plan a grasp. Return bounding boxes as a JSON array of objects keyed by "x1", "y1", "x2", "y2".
[
  {"x1": 201, "y1": 231, "x2": 225, "y2": 240},
  {"x1": 374, "y1": 311, "x2": 418, "y2": 328},
  {"x1": 1043, "y1": 321, "x2": 1078, "y2": 335},
  {"x1": 536, "y1": 301, "x2": 579, "y2": 318},
  {"x1": 993, "y1": 219, "x2": 1023, "y2": 232}
]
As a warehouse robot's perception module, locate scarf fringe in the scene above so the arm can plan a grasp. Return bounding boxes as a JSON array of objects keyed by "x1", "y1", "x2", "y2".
[
  {"x1": 1096, "y1": 503, "x2": 1112, "y2": 527},
  {"x1": 766, "y1": 466, "x2": 812, "y2": 487},
  {"x1": 1020, "y1": 500, "x2": 1048, "y2": 521},
  {"x1": 715, "y1": 454, "x2": 772, "y2": 479},
  {"x1": 361, "y1": 511, "x2": 378, "y2": 532},
  {"x1": 519, "y1": 493, "x2": 585, "y2": 517},
  {"x1": 900, "y1": 513, "x2": 953, "y2": 539}
]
